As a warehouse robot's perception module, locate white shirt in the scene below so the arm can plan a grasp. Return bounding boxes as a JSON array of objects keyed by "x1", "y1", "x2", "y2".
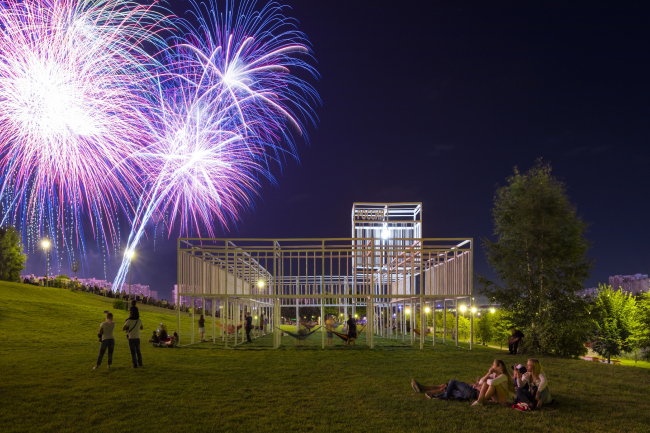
[
  {"x1": 521, "y1": 372, "x2": 547, "y2": 392},
  {"x1": 481, "y1": 373, "x2": 516, "y2": 400},
  {"x1": 124, "y1": 319, "x2": 142, "y2": 339}
]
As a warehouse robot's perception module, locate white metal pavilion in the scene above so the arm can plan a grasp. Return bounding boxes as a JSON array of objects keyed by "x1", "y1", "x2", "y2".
[{"x1": 176, "y1": 203, "x2": 474, "y2": 349}]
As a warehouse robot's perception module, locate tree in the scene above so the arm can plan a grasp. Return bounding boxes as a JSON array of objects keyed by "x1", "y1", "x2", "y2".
[
  {"x1": 71, "y1": 260, "x2": 80, "y2": 279},
  {"x1": 479, "y1": 160, "x2": 592, "y2": 356},
  {"x1": 634, "y1": 293, "x2": 650, "y2": 361},
  {"x1": 476, "y1": 313, "x2": 494, "y2": 345},
  {"x1": 0, "y1": 226, "x2": 27, "y2": 282},
  {"x1": 591, "y1": 284, "x2": 638, "y2": 363}
]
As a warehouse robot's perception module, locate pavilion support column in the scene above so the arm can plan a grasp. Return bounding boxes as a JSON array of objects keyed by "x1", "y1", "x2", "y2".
[
  {"x1": 409, "y1": 298, "x2": 412, "y2": 346},
  {"x1": 470, "y1": 296, "x2": 474, "y2": 351},
  {"x1": 432, "y1": 301, "x2": 436, "y2": 347},
  {"x1": 191, "y1": 297, "x2": 195, "y2": 344},
  {"x1": 224, "y1": 296, "x2": 229, "y2": 348},
  {"x1": 455, "y1": 298, "x2": 459, "y2": 347},
  {"x1": 296, "y1": 300, "x2": 300, "y2": 333},
  {"x1": 402, "y1": 300, "x2": 406, "y2": 343},
  {"x1": 212, "y1": 297, "x2": 216, "y2": 344},
  {"x1": 420, "y1": 297, "x2": 425, "y2": 350},
  {"x1": 368, "y1": 296, "x2": 374, "y2": 348},
  {"x1": 443, "y1": 300, "x2": 446, "y2": 344}
]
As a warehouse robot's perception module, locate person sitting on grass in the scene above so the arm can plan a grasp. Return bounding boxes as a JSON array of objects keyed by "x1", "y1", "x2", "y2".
[
  {"x1": 472, "y1": 359, "x2": 516, "y2": 406},
  {"x1": 149, "y1": 330, "x2": 159, "y2": 344},
  {"x1": 158, "y1": 324, "x2": 168, "y2": 342},
  {"x1": 512, "y1": 364, "x2": 527, "y2": 389},
  {"x1": 411, "y1": 377, "x2": 482, "y2": 401},
  {"x1": 508, "y1": 327, "x2": 524, "y2": 354},
  {"x1": 164, "y1": 332, "x2": 179, "y2": 348},
  {"x1": 516, "y1": 358, "x2": 551, "y2": 409}
]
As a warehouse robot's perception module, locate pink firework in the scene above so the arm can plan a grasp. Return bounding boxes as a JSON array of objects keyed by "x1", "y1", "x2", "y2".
[
  {"x1": 0, "y1": 0, "x2": 168, "y2": 250},
  {"x1": 112, "y1": 0, "x2": 319, "y2": 289}
]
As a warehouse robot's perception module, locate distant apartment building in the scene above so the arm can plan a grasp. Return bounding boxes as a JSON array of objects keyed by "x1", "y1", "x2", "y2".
[
  {"x1": 609, "y1": 274, "x2": 649, "y2": 296},
  {"x1": 580, "y1": 274, "x2": 650, "y2": 298},
  {"x1": 578, "y1": 287, "x2": 599, "y2": 298},
  {"x1": 76, "y1": 278, "x2": 159, "y2": 300},
  {"x1": 77, "y1": 278, "x2": 113, "y2": 290},
  {"x1": 171, "y1": 285, "x2": 207, "y2": 308}
]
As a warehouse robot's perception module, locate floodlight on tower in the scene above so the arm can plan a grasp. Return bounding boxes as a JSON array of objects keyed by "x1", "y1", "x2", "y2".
[{"x1": 381, "y1": 224, "x2": 390, "y2": 240}]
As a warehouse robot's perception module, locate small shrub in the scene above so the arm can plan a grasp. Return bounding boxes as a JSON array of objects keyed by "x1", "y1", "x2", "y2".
[{"x1": 112, "y1": 299, "x2": 125, "y2": 310}]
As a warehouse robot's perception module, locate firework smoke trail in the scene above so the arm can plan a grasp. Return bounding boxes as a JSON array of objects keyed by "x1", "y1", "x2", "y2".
[
  {"x1": 0, "y1": 0, "x2": 169, "y2": 270},
  {"x1": 112, "y1": 0, "x2": 319, "y2": 290}
]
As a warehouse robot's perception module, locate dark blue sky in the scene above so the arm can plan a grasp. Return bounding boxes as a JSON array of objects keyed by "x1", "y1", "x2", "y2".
[{"x1": 24, "y1": 2, "x2": 650, "y2": 300}]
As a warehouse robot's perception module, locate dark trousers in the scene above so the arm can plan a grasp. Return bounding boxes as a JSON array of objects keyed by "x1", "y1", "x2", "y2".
[
  {"x1": 128, "y1": 338, "x2": 142, "y2": 367},
  {"x1": 97, "y1": 338, "x2": 115, "y2": 366},
  {"x1": 509, "y1": 340, "x2": 520, "y2": 354},
  {"x1": 438, "y1": 380, "x2": 478, "y2": 400},
  {"x1": 517, "y1": 386, "x2": 550, "y2": 406},
  {"x1": 246, "y1": 328, "x2": 252, "y2": 342}
]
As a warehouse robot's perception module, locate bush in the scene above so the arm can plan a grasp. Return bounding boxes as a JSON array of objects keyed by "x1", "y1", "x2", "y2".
[{"x1": 112, "y1": 299, "x2": 125, "y2": 310}]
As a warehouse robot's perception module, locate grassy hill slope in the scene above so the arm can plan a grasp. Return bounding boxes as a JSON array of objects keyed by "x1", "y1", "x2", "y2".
[{"x1": 1, "y1": 282, "x2": 649, "y2": 433}]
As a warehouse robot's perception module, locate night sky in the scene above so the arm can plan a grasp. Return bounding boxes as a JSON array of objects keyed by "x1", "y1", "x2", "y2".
[{"x1": 23, "y1": 2, "x2": 650, "y2": 301}]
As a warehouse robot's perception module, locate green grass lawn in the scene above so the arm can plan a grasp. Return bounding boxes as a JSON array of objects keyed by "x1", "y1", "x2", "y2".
[{"x1": 2, "y1": 282, "x2": 650, "y2": 432}]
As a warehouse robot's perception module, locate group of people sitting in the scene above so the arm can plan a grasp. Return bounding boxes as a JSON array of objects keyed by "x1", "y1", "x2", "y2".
[
  {"x1": 149, "y1": 325, "x2": 178, "y2": 348},
  {"x1": 411, "y1": 358, "x2": 551, "y2": 410}
]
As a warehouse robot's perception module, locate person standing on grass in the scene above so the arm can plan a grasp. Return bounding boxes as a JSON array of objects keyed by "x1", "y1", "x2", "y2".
[
  {"x1": 259, "y1": 314, "x2": 264, "y2": 336},
  {"x1": 198, "y1": 314, "x2": 205, "y2": 341},
  {"x1": 245, "y1": 312, "x2": 253, "y2": 342},
  {"x1": 325, "y1": 315, "x2": 334, "y2": 346},
  {"x1": 94, "y1": 312, "x2": 116, "y2": 370},
  {"x1": 508, "y1": 327, "x2": 525, "y2": 354},
  {"x1": 123, "y1": 315, "x2": 144, "y2": 368},
  {"x1": 346, "y1": 315, "x2": 357, "y2": 347}
]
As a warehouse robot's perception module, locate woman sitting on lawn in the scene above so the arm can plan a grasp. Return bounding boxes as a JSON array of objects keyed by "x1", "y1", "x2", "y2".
[
  {"x1": 472, "y1": 359, "x2": 516, "y2": 406},
  {"x1": 164, "y1": 332, "x2": 179, "y2": 348},
  {"x1": 158, "y1": 324, "x2": 168, "y2": 341},
  {"x1": 516, "y1": 358, "x2": 551, "y2": 408}
]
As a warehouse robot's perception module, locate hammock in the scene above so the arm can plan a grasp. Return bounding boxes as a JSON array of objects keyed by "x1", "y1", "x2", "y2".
[
  {"x1": 413, "y1": 328, "x2": 430, "y2": 335},
  {"x1": 301, "y1": 322, "x2": 318, "y2": 331},
  {"x1": 331, "y1": 326, "x2": 366, "y2": 342},
  {"x1": 277, "y1": 326, "x2": 321, "y2": 341},
  {"x1": 217, "y1": 324, "x2": 242, "y2": 334}
]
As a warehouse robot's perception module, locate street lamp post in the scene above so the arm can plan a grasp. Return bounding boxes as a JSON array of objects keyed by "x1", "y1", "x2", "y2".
[
  {"x1": 41, "y1": 240, "x2": 50, "y2": 286},
  {"x1": 125, "y1": 249, "x2": 135, "y2": 304}
]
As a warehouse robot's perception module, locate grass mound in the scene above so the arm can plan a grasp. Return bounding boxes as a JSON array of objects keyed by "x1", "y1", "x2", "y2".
[{"x1": 1, "y1": 282, "x2": 649, "y2": 432}]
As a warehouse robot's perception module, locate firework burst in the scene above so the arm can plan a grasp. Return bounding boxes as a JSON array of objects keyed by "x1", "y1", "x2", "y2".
[
  {"x1": 112, "y1": 0, "x2": 319, "y2": 289},
  {"x1": 0, "y1": 0, "x2": 168, "y2": 261}
]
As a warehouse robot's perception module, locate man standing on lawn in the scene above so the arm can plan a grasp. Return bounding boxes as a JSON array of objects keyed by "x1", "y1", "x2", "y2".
[
  {"x1": 123, "y1": 315, "x2": 144, "y2": 368},
  {"x1": 245, "y1": 311, "x2": 253, "y2": 342},
  {"x1": 508, "y1": 327, "x2": 525, "y2": 354}
]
